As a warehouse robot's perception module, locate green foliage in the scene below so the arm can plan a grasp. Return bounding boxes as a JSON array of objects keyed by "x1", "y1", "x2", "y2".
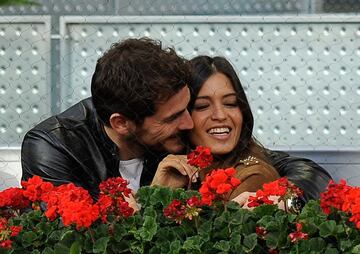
[
  {"x1": 0, "y1": 0, "x2": 38, "y2": 6},
  {"x1": 2, "y1": 186, "x2": 360, "y2": 253}
]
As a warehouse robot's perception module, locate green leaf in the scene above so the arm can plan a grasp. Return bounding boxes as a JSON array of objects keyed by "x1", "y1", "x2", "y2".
[
  {"x1": 229, "y1": 233, "x2": 243, "y2": 253},
  {"x1": 253, "y1": 204, "x2": 278, "y2": 217},
  {"x1": 113, "y1": 223, "x2": 128, "y2": 242},
  {"x1": 93, "y1": 224, "x2": 109, "y2": 237},
  {"x1": 31, "y1": 250, "x2": 41, "y2": 254},
  {"x1": 70, "y1": 241, "x2": 82, "y2": 254},
  {"x1": 48, "y1": 230, "x2": 65, "y2": 242},
  {"x1": 54, "y1": 243, "x2": 70, "y2": 254},
  {"x1": 93, "y1": 237, "x2": 110, "y2": 253},
  {"x1": 265, "y1": 232, "x2": 281, "y2": 249},
  {"x1": 340, "y1": 240, "x2": 353, "y2": 252},
  {"x1": 60, "y1": 230, "x2": 75, "y2": 242},
  {"x1": 299, "y1": 201, "x2": 327, "y2": 226},
  {"x1": 143, "y1": 206, "x2": 157, "y2": 218},
  {"x1": 42, "y1": 247, "x2": 54, "y2": 254},
  {"x1": 306, "y1": 238, "x2": 326, "y2": 252},
  {"x1": 0, "y1": 0, "x2": 39, "y2": 7},
  {"x1": 324, "y1": 247, "x2": 339, "y2": 254},
  {"x1": 169, "y1": 240, "x2": 181, "y2": 254},
  {"x1": 198, "y1": 220, "x2": 212, "y2": 241},
  {"x1": 151, "y1": 187, "x2": 174, "y2": 206},
  {"x1": 36, "y1": 221, "x2": 54, "y2": 235},
  {"x1": 182, "y1": 236, "x2": 202, "y2": 253},
  {"x1": 137, "y1": 186, "x2": 155, "y2": 206},
  {"x1": 319, "y1": 220, "x2": 337, "y2": 237},
  {"x1": 242, "y1": 233, "x2": 257, "y2": 253},
  {"x1": 352, "y1": 244, "x2": 360, "y2": 253},
  {"x1": 135, "y1": 216, "x2": 157, "y2": 242},
  {"x1": 22, "y1": 231, "x2": 38, "y2": 244},
  {"x1": 214, "y1": 240, "x2": 230, "y2": 252},
  {"x1": 130, "y1": 241, "x2": 145, "y2": 254}
]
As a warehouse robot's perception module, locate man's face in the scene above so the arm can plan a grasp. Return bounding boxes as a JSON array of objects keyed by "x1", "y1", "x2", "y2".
[{"x1": 134, "y1": 86, "x2": 194, "y2": 154}]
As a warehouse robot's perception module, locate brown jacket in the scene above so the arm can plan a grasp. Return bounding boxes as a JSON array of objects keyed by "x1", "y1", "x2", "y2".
[{"x1": 229, "y1": 156, "x2": 280, "y2": 199}]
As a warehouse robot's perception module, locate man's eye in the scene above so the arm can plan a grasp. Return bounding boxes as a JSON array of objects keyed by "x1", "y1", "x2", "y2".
[
  {"x1": 167, "y1": 115, "x2": 180, "y2": 122},
  {"x1": 164, "y1": 111, "x2": 183, "y2": 123}
]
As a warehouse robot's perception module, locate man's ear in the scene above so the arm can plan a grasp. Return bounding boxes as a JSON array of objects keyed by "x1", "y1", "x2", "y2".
[{"x1": 108, "y1": 113, "x2": 135, "y2": 135}]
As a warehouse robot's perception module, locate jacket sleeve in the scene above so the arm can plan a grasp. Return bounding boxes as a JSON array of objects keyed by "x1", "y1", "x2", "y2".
[
  {"x1": 21, "y1": 130, "x2": 78, "y2": 186},
  {"x1": 266, "y1": 149, "x2": 332, "y2": 201},
  {"x1": 229, "y1": 162, "x2": 280, "y2": 199}
]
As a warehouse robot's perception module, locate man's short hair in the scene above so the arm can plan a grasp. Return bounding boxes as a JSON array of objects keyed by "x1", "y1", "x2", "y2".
[{"x1": 91, "y1": 37, "x2": 191, "y2": 125}]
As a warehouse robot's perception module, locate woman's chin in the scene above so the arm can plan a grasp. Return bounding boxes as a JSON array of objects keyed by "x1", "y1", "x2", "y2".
[{"x1": 207, "y1": 145, "x2": 234, "y2": 156}]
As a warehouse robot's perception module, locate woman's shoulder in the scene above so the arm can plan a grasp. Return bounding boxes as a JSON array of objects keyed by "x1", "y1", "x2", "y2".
[
  {"x1": 234, "y1": 155, "x2": 279, "y2": 178},
  {"x1": 236, "y1": 155, "x2": 271, "y2": 167}
]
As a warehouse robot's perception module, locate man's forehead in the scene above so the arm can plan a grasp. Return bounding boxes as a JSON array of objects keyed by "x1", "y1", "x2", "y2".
[{"x1": 154, "y1": 86, "x2": 189, "y2": 118}]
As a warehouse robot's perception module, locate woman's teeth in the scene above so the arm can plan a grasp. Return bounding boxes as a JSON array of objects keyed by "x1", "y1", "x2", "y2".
[{"x1": 208, "y1": 127, "x2": 230, "y2": 134}]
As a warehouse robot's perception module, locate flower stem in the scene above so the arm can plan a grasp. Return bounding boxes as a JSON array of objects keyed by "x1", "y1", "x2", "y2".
[
  {"x1": 89, "y1": 228, "x2": 96, "y2": 244},
  {"x1": 187, "y1": 170, "x2": 198, "y2": 190},
  {"x1": 194, "y1": 216, "x2": 200, "y2": 231}
]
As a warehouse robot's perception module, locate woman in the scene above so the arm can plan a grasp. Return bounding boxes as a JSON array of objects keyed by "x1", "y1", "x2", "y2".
[{"x1": 151, "y1": 55, "x2": 279, "y2": 200}]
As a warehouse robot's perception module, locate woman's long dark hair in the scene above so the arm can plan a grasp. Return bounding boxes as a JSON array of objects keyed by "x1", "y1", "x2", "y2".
[{"x1": 189, "y1": 56, "x2": 268, "y2": 167}]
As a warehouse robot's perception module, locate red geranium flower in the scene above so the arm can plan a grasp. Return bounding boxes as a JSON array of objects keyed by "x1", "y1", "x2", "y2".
[
  {"x1": 247, "y1": 177, "x2": 303, "y2": 208},
  {"x1": 187, "y1": 146, "x2": 213, "y2": 169},
  {"x1": 247, "y1": 189, "x2": 274, "y2": 208},
  {"x1": 320, "y1": 179, "x2": 352, "y2": 215},
  {"x1": 99, "y1": 177, "x2": 131, "y2": 198},
  {"x1": 164, "y1": 196, "x2": 203, "y2": 223},
  {"x1": 21, "y1": 176, "x2": 54, "y2": 202},
  {"x1": 42, "y1": 183, "x2": 99, "y2": 229},
  {"x1": 0, "y1": 239, "x2": 12, "y2": 249},
  {"x1": 97, "y1": 177, "x2": 134, "y2": 222},
  {"x1": 0, "y1": 187, "x2": 29, "y2": 210},
  {"x1": 163, "y1": 199, "x2": 186, "y2": 224},
  {"x1": 289, "y1": 223, "x2": 308, "y2": 243},
  {"x1": 199, "y1": 168, "x2": 241, "y2": 205}
]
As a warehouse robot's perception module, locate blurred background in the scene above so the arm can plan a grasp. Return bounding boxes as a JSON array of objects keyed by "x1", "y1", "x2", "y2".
[{"x1": 0, "y1": 0, "x2": 359, "y2": 189}]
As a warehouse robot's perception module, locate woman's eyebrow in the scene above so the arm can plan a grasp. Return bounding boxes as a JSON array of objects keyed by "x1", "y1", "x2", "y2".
[
  {"x1": 223, "y1": 93, "x2": 237, "y2": 98},
  {"x1": 196, "y1": 93, "x2": 237, "y2": 100},
  {"x1": 195, "y1": 96, "x2": 210, "y2": 100}
]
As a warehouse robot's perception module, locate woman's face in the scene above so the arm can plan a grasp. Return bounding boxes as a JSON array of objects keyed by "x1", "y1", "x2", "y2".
[{"x1": 190, "y1": 72, "x2": 243, "y2": 155}]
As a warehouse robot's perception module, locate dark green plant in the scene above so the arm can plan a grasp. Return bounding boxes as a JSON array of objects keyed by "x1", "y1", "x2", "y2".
[
  {"x1": 2, "y1": 186, "x2": 360, "y2": 254},
  {"x1": 0, "y1": 0, "x2": 38, "y2": 7}
]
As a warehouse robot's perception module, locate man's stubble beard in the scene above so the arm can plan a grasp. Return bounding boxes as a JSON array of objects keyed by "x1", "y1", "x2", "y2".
[{"x1": 126, "y1": 127, "x2": 187, "y2": 155}]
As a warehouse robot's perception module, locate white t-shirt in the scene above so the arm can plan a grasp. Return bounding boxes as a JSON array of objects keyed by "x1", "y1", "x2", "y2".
[{"x1": 118, "y1": 158, "x2": 144, "y2": 192}]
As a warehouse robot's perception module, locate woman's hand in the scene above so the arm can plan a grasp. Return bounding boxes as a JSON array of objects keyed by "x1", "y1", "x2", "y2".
[
  {"x1": 232, "y1": 191, "x2": 254, "y2": 208},
  {"x1": 151, "y1": 154, "x2": 199, "y2": 188},
  {"x1": 232, "y1": 191, "x2": 285, "y2": 210}
]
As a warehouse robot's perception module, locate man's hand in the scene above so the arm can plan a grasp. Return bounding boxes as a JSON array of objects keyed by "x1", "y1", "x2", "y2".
[
  {"x1": 151, "y1": 154, "x2": 198, "y2": 188},
  {"x1": 124, "y1": 191, "x2": 140, "y2": 214}
]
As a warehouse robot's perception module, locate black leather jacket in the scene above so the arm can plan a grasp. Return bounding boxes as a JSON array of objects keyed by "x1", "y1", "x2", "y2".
[{"x1": 21, "y1": 98, "x2": 332, "y2": 200}]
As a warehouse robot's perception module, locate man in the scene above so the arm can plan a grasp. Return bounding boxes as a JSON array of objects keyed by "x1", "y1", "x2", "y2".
[
  {"x1": 21, "y1": 38, "x2": 193, "y2": 197},
  {"x1": 22, "y1": 37, "x2": 331, "y2": 202}
]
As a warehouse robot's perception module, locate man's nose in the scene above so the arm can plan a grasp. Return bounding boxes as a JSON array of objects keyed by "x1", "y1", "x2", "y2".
[{"x1": 178, "y1": 110, "x2": 194, "y2": 130}]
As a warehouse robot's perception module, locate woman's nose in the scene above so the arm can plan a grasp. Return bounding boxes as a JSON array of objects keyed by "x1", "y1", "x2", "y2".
[{"x1": 211, "y1": 106, "x2": 226, "y2": 121}]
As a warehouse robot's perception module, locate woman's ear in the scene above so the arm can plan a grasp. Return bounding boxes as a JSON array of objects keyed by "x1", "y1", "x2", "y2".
[{"x1": 108, "y1": 113, "x2": 135, "y2": 135}]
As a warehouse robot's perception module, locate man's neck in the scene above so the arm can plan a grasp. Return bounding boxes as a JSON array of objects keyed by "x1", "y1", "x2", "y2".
[{"x1": 104, "y1": 126, "x2": 143, "y2": 160}]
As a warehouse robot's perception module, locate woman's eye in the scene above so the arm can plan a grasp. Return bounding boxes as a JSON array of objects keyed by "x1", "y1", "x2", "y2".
[
  {"x1": 224, "y1": 102, "x2": 238, "y2": 107},
  {"x1": 193, "y1": 104, "x2": 209, "y2": 110}
]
